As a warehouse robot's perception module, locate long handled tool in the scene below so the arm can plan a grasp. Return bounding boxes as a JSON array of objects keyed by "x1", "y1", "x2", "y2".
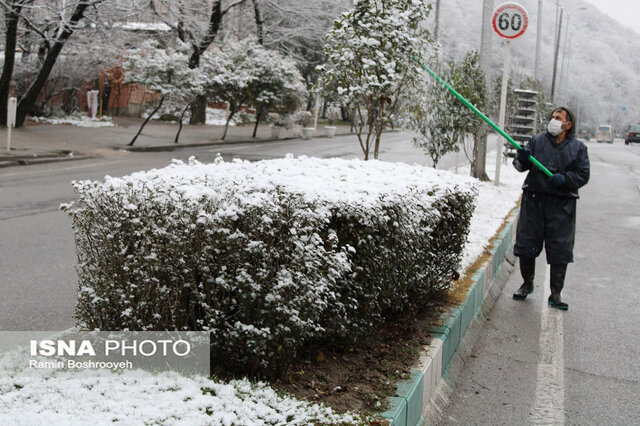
[{"x1": 413, "y1": 57, "x2": 553, "y2": 177}]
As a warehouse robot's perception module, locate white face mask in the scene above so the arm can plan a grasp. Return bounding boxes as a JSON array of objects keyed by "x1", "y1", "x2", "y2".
[{"x1": 547, "y1": 119, "x2": 564, "y2": 136}]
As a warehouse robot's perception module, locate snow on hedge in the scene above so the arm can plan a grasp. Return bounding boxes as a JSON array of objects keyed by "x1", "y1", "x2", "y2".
[{"x1": 63, "y1": 155, "x2": 477, "y2": 376}]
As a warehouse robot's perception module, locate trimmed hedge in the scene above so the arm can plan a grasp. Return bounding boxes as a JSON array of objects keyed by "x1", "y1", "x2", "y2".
[{"x1": 62, "y1": 156, "x2": 477, "y2": 376}]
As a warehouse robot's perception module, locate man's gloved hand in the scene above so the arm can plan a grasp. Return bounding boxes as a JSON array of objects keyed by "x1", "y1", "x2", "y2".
[
  {"x1": 549, "y1": 173, "x2": 566, "y2": 188},
  {"x1": 516, "y1": 148, "x2": 531, "y2": 166}
]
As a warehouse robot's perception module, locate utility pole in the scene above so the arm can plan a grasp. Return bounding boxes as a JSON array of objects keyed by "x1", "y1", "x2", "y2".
[
  {"x1": 476, "y1": 0, "x2": 493, "y2": 182},
  {"x1": 434, "y1": 0, "x2": 441, "y2": 42},
  {"x1": 554, "y1": 0, "x2": 561, "y2": 49},
  {"x1": 558, "y1": 13, "x2": 570, "y2": 100},
  {"x1": 551, "y1": 8, "x2": 563, "y2": 102},
  {"x1": 534, "y1": 0, "x2": 543, "y2": 81},
  {"x1": 479, "y1": 0, "x2": 493, "y2": 72}
]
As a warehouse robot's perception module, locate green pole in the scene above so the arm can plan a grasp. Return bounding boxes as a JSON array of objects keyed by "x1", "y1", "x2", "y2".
[{"x1": 413, "y1": 57, "x2": 553, "y2": 177}]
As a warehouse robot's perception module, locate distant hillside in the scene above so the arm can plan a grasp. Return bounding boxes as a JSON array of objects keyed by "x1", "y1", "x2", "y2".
[{"x1": 433, "y1": 0, "x2": 640, "y2": 134}]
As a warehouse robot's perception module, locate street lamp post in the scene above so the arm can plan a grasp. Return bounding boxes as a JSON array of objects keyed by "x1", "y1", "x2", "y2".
[
  {"x1": 434, "y1": 0, "x2": 441, "y2": 42},
  {"x1": 534, "y1": 0, "x2": 543, "y2": 81},
  {"x1": 550, "y1": 7, "x2": 563, "y2": 102},
  {"x1": 553, "y1": 6, "x2": 588, "y2": 103},
  {"x1": 479, "y1": 0, "x2": 494, "y2": 72},
  {"x1": 558, "y1": 14, "x2": 571, "y2": 100}
]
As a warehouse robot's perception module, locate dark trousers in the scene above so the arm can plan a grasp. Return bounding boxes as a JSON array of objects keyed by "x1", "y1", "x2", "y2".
[{"x1": 514, "y1": 191, "x2": 577, "y2": 264}]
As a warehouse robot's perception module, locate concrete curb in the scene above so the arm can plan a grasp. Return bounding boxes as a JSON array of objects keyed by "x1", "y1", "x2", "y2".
[
  {"x1": 0, "y1": 153, "x2": 95, "y2": 168},
  {"x1": 382, "y1": 207, "x2": 519, "y2": 425},
  {"x1": 115, "y1": 129, "x2": 398, "y2": 153},
  {"x1": 114, "y1": 136, "x2": 301, "y2": 153}
]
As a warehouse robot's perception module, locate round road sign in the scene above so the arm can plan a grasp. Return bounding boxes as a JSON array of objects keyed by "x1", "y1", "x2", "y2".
[{"x1": 492, "y1": 2, "x2": 528, "y2": 39}]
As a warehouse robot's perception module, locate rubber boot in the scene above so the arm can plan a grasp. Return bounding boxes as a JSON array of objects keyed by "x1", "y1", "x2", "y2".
[
  {"x1": 548, "y1": 264, "x2": 569, "y2": 310},
  {"x1": 513, "y1": 257, "x2": 535, "y2": 300}
]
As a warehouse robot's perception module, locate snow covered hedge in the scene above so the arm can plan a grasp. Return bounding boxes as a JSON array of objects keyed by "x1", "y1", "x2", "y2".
[{"x1": 63, "y1": 156, "x2": 477, "y2": 376}]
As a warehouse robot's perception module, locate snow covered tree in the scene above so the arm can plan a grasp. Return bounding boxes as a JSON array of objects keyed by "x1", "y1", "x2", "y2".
[
  {"x1": 0, "y1": 0, "x2": 147, "y2": 127},
  {"x1": 411, "y1": 51, "x2": 490, "y2": 176},
  {"x1": 245, "y1": 44, "x2": 307, "y2": 138},
  {"x1": 244, "y1": 0, "x2": 348, "y2": 53},
  {"x1": 199, "y1": 46, "x2": 249, "y2": 140},
  {"x1": 410, "y1": 72, "x2": 459, "y2": 168},
  {"x1": 0, "y1": 0, "x2": 112, "y2": 127},
  {"x1": 0, "y1": 0, "x2": 29, "y2": 126},
  {"x1": 452, "y1": 51, "x2": 491, "y2": 180},
  {"x1": 444, "y1": 51, "x2": 491, "y2": 180},
  {"x1": 202, "y1": 39, "x2": 307, "y2": 140},
  {"x1": 148, "y1": 0, "x2": 250, "y2": 124},
  {"x1": 318, "y1": 0, "x2": 433, "y2": 160},
  {"x1": 242, "y1": 0, "x2": 349, "y2": 109},
  {"x1": 123, "y1": 41, "x2": 206, "y2": 145}
]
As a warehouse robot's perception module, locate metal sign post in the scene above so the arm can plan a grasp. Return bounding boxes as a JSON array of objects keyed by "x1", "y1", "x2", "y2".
[
  {"x1": 496, "y1": 40, "x2": 511, "y2": 185},
  {"x1": 313, "y1": 93, "x2": 320, "y2": 130},
  {"x1": 492, "y1": 2, "x2": 528, "y2": 185},
  {"x1": 6, "y1": 97, "x2": 16, "y2": 153}
]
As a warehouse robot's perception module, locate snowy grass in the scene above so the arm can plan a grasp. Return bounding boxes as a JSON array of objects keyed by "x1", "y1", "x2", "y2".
[
  {"x1": 0, "y1": 153, "x2": 524, "y2": 425},
  {"x1": 29, "y1": 114, "x2": 115, "y2": 128},
  {"x1": 0, "y1": 349, "x2": 360, "y2": 425}
]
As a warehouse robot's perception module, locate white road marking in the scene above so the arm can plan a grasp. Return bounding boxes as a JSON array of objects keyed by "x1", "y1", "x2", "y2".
[{"x1": 531, "y1": 265, "x2": 566, "y2": 425}]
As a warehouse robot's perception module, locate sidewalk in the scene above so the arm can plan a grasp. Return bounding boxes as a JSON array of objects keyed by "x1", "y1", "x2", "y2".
[{"x1": 0, "y1": 117, "x2": 355, "y2": 168}]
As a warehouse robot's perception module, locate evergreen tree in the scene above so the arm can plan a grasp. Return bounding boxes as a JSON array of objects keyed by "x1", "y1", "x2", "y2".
[{"x1": 318, "y1": 0, "x2": 432, "y2": 160}]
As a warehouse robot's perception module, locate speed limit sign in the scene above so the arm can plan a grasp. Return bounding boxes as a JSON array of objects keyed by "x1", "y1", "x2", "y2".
[
  {"x1": 492, "y1": 2, "x2": 528, "y2": 185},
  {"x1": 492, "y1": 2, "x2": 528, "y2": 39}
]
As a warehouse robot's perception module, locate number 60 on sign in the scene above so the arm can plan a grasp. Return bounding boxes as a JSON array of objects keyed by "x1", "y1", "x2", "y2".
[{"x1": 492, "y1": 2, "x2": 529, "y2": 39}]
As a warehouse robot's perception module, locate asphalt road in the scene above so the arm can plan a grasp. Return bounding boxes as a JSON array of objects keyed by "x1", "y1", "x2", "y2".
[
  {"x1": 439, "y1": 140, "x2": 640, "y2": 425},
  {"x1": 0, "y1": 130, "x2": 475, "y2": 330}
]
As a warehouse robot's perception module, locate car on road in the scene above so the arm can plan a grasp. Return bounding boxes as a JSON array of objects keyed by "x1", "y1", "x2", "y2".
[
  {"x1": 596, "y1": 124, "x2": 613, "y2": 143},
  {"x1": 624, "y1": 125, "x2": 640, "y2": 145}
]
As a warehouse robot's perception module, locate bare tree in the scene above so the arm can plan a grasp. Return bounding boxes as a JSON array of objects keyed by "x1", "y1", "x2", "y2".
[
  {"x1": 148, "y1": 0, "x2": 249, "y2": 124},
  {"x1": 123, "y1": 40, "x2": 206, "y2": 145},
  {"x1": 0, "y1": 0, "x2": 32, "y2": 125},
  {"x1": 5, "y1": 1, "x2": 107, "y2": 126},
  {"x1": 243, "y1": 0, "x2": 349, "y2": 108},
  {"x1": 0, "y1": 0, "x2": 150, "y2": 127}
]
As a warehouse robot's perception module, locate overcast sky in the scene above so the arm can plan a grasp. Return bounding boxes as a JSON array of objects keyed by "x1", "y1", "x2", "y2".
[{"x1": 582, "y1": 0, "x2": 640, "y2": 29}]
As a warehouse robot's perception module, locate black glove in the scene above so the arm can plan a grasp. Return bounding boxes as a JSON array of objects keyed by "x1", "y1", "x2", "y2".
[
  {"x1": 549, "y1": 173, "x2": 566, "y2": 188},
  {"x1": 516, "y1": 148, "x2": 531, "y2": 166}
]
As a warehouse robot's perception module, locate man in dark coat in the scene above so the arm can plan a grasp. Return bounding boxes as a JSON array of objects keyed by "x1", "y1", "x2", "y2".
[{"x1": 511, "y1": 106, "x2": 590, "y2": 310}]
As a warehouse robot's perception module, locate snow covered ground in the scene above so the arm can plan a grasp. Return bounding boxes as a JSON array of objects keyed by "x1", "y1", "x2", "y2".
[
  {"x1": 206, "y1": 107, "x2": 238, "y2": 126},
  {"x1": 0, "y1": 357, "x2": 358, "y2": 425},
  {"x1": 0, "y1": 154, "x2": 524, "y2": 425},
  {"x1": 29, "y1": 114, "x2": 115, "y2": 128},
  {"x1": 140, "y1": 107, "x2": 241, "y2": 126},
  {"x1": 28, "y1": 106, "x2": 241, "y2": 128},
  {"x1": 460, "y1": 159, "x2": 524, "y2": 272}
]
